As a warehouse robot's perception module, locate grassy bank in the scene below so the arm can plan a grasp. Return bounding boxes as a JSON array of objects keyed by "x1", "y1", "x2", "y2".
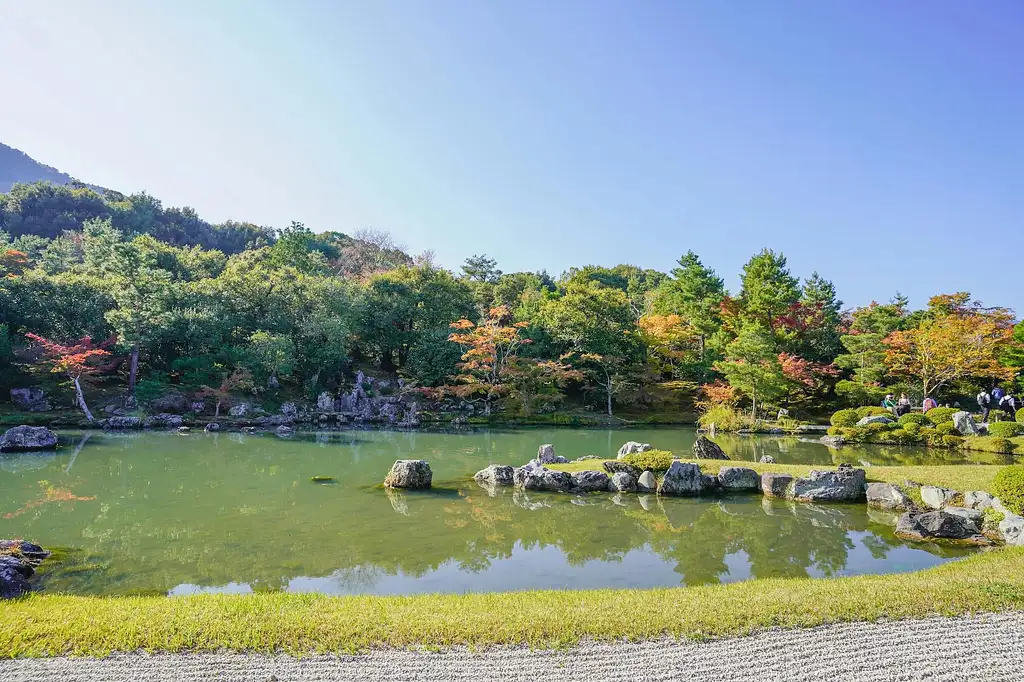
[
  {"x1": 551, "y1": 458, "x2": 1003, "y2": 494},
  {"x1": 1, "y1": 548, "x2": 1023, "y2": 657}
]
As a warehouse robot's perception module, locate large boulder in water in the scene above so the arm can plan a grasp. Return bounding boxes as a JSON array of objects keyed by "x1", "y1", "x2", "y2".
[
  {"x1": 616, "y1": 441, "x2": 651, "y2": 459},
  {"x1": 790, "y1": 464, "x2": 866, "y2": 502},
  {"x1": 717, "y1": 466, "x2": 758, "y2": 491},
  {"x1": 0, "y1": 540, "x2": 50, "y2": 600},
  {"x1": 571, "y1": 470, "x2": 610, "y2": 493},
  {"x1": 952, "y1": 411, "x2": 979, "y2": 436},
  {"x1": 693, "y1": 435, "x2": 728, "y2": 460},
  {"x1": 608, "y1": 472, "x2": 637, "y2": 492},
  {"x1": 658, "y1": 461, "x2": 708, "y2": 496},
  {"x1": 520, "y1": 466, "x2": 572, "y2": 493},
  {"x1": 474, "y1": 464, "x2": 515, "y2": 487},
  {"x1": 101, "y1": 416, "x2": 142, "y2": 430},
  {"x1": 636, "y1": 471, "x2": 657, "y2": 493},
  {"x1": 760, "y1": 472, "x2": 794, "y2": 498},
  {"x1": 0, "y1": 426, "x2": 58, "y2": 452},
  {"x1": 383, "y1": 460, "x2": 433, "y2": 489},
  {"x1": 9, "y1": 388, "x2": 51, "y2": 412}
]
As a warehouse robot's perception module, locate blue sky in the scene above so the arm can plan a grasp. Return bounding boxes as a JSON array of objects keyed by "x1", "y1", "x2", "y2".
[{"x1": 1, "y1": 0, "x2": 1022, "y2": 313}]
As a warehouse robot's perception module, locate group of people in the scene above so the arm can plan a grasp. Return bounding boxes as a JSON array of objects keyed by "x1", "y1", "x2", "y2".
[
  {"x1": 879, "y1": 388, "x2": 1020, "y2": 422},
  {"x1": 977, "y1": 386, "x2": 1019, "y2": 422}
]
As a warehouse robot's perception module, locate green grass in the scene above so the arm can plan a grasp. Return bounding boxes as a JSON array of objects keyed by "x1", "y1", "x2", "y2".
[
  {"x1": 550, "y1": 458, "x2": 1003, "y2": 493},
  {"x1": 2, "y1": 548, "x2": 1024, "y2": 656}
]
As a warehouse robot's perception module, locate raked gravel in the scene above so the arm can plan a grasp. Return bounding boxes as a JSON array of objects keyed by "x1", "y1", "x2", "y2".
[{"x1": 3, "y1": 611, "x2": 1023, "y2": 681}]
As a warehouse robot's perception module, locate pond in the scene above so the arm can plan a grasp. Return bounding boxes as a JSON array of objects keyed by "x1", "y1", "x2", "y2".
[{"x1": 0, "y1": 427, "x2": 988, "y2": 597}]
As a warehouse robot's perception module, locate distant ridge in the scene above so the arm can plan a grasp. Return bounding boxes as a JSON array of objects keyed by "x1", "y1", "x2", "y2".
[{"x1": 0, "y1": 142, "x2": 106, "y2": 194}]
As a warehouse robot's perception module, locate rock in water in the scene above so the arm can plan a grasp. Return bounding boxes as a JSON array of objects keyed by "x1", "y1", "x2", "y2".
[
  {"x1": 609, "y1": 472, "x2": 637, "y2": 492},
  {"x1": 275, "y1": 425, "x2": 295, "y2": 437},
  {"x1": 102, "y1": 416, "x2": 142, "y2": 430},
  {"x1": 896, "y1": 510, "x2": 983, "y2": 541},
  {"x1": 602, "y1": 461, "x2": 642, "y2": 478},
  {"x1": 636, "y1": 471, "x2": 657, "y2": 493},
  {"x1": 790, "y1": 464, "x2": 866, "y2": 502},
  {"x1": 856, "y1": 415, "x2": 894, "y2": 427},
  {"x1": 474, "y1": 465, "x2": 515, "y2": 487},
  {"x1": 0, "y1": 540, "x2": 50, "y2": 600},
  {"x1": 571, "y1": 470, "x2": 610, "y2": 492},
  {"x1": 204, "y1": 423, "x2": 220, "y2": 432},
  {"x1": 865, "y1": 483, "x2": 912, "y2": 511},
  {"x1": 9, "y1": 388, "x2": 51, "y2": 412},
  {"x1": 760, "y1": 473, "x2": 794, "y2": 498},
  {"x1": 658, "y1": 461, "x2": 707, "y2": 496},
  {"x1": 920, "y1": 486, "x2": 957, "y2": 510},
  {"x1": 383, "y1": 460, "x2": 433, "y2": 489},
  {"x1": 0, "y1": 563, "x2": 30, "y2": 599},
  {"x1": 520, "y1": 467, "x2": 572, "y2": 492},
  {"x1": 536, "y1": 444, "x2": 558, "y2": 464},
  {"x1": 616, "y1": 441, "x2": 651, "y2": 459},
  {"x1": 717, "y1": 466, "x2": 759, "y2": 491},
  {"x1": 692, "y1": 436, "x2": 728, "y2": 460},
  {"x1": 0, "y1": 426, "x2": 58, "y2": 452},
  {"x1": 952, "y1": 411, "x2": 979, "y2": 436},
  {"x1": 759, "y1": 455, "x2": 776, "y2": 464}
]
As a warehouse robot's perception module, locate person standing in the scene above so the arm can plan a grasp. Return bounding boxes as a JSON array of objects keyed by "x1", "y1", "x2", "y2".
[{"x1": 977, "y1": 389, "x2": 993, "y2": 422}]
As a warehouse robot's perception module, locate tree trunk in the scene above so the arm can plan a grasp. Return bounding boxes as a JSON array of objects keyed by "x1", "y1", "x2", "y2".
[
  {"x1": 128, "y1": 344, "x2": 140, "y2": 396},
  {"x1": 73, "y1": 375, "x2": 95, "y2": 423},
  {"x1": 751, "y1": 392, "x2": 757, "y2": 421},
  {"x1": 605, "y1": 372, "x2": 614, "y2": 417},
  {"x1": 215, "y1": 400, "x2": 221, "y2": 418}
]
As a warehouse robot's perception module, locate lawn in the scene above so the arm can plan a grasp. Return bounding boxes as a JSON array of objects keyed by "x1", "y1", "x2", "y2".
[{"x1": 2, "y1": 548, "x2": 1023, "y2": 656}]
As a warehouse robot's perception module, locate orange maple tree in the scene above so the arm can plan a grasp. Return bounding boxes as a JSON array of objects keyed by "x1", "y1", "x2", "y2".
[
  {"x1": 25, "y1": 333, "x2": 114, "y2": 422},
  {"x1": 446, "y1": 306, "x2": 531, "y2": 415}
]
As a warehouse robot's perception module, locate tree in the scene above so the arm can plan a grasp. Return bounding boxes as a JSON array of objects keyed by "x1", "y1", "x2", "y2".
[
  {"x1": 738, "y1": 249, "x2": 800, "y2": 334},
  {"x1": 446, "y1": 306, "x2": 529, "y2": 415},
  {"x1": 883, "y1": 293, "x2": 1015, "y2": 398},
  {"x1": 797, "y1": 273, "x2": 843, "y2": 362},
  {"x1": 197, "y1": 368, "x2": 254, "y2": 418},
  {"x1": 539, "y1": 281, "x2": 642, "y2": 416},
  {"x1": 714, "y1": 325, "x2": 788, "y2": 418},
  {"x1": 24, "y1": 333, "x2": 113, "y2": 421},
  {"x1": 245, "y1": 331, "x2": 296, "y2": 387},
  {"x1": 462, "y1": 254, "x2": 502, "y2": 284},
  {"x1": 504, "y1": 358, "x2": 581, "y2": 415},
  {"x1": 650, "y1": 251, "x2": 726, "y2": 372},
  {"x1": 833, "y1": 297, "x2": 907, "y2": 404},
  {"x1": 638, "y1": 313, "x2": 699, "y2": 377}
]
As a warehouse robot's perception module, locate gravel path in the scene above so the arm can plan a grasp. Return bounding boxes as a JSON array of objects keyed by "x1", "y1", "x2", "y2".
[{"x1": 3, "y1": 612, "x2": 1023, "y2": 681}]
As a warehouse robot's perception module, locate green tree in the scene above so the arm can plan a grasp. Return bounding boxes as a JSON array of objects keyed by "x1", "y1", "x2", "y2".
[
  {"x1": 738, "y1": 249, "x2": 800, "y2": 335},
  {"x1": 797, "y1": 272, "x2": 843, "y2": 363},
  {"x1": 833, "y1": 297, "x2": 908, "y2": 404},
  {"x1": 715, "y1": 324, "x2": 788, "y2": 418},
  {"x1": 650, "y1": 250, "x2": 726, "y2": 375}
]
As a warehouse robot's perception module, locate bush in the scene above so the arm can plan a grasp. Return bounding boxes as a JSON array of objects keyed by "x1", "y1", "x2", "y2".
[
  {"x1": 902, "y1": 421, "x2": 922, "y2": 436},
  {"x1": 941, "y1": 435, "x2": 964, "y2": 448},
  {"x1": 865, "y1": 421, "x2": 895, "y2": 435},
  {"x1": 988, "y1": 421, "x2": 1024, "y2": 438},
  {"x1": 889, "y1": 428, "x2": 922, "y2": 445},
  {"x1": 897, "y1": 412, "x2": 929, "y2": 427},
  {"x1": 855, "y1": 406, "x2": 891, "y2": 419},
  {"x1": 697, "y1": 405, "x2": 750, "y2": 432},
  {"x1": 830, "y1": 409, "x2": 860, "y2": 427},
  {"x1": 968, "y1": 436, "x2": 1016, "y2": 454},
  {"x1": 1018, "y1": 409, "x2": 1024, "y2": 424},
  {"x1": 992, "y1": 465, "x2": 1024, "y2": 515},
  {"x1": 935, "y1": 422, "x2": 958, "y2": 436},
  {"x1": 622, "y1": 449, "x2": 674, "y2": 473},
  {"x1": 926, "y1": 407, "x2": 958, "y2": 425}
]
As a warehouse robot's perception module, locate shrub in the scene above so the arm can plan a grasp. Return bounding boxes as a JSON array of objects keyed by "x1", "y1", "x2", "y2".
[
  {"x1": 968, "y1": 436, "x2": 1016, "y2": 454},
  {"x1": 855, "y1": 406, "x2": 891, "y2": 419},
  {"x1": 935, "y1": 422, "x2": 958, "y2": 436},
  {"x1": 901, "y1": 421, "x2": 922, "y2": 436},
  {"x1": 941, "y1": 435, "x2": 964, "y2": 448},
  {"x1": 697, "y1": 404, "x2": 751, "y2": 432},
  {"x1": 897, "y1": 412, "x2": 929, "y2": 427},
  {"x1": 622, "y1": 449, "x2": 674, "y2": 473},
  {"x1": 992, "y1": 465, "x2": 1024, "y2": 515},
  {"x1": 830, "y1": 409, "x2": 860, "y2": 427},
  {"x1": 889, "y1": 428, "x2": 922, "y2": 445},
  {"x1": 925, "y1": 407, "x2": 958, "y2": 425},
  {"x1": 988, "y1": 421, "x2": 1024, "y2": 438},
  {"x1": 865, "y1": 421, "x2": 895, "y2": 435},
  {"x1": 1018, "y1": 409, "x2": 1024, "y2": 424}
]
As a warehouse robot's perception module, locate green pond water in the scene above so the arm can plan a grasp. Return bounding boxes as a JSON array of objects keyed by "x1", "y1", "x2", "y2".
[{"x1": 0, "y1": 427, "x2": 989, "y2": 597}]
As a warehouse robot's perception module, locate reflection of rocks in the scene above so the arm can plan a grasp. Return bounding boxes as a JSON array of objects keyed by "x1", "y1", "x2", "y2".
[
  {"x1": 616, "y1": 441, "x2": 651, "y2": 459},
  {"x1": 866, "y1": 507, "x2": 900, "y2": 527},
  {"x1": 204, "y1": 423, "x2": 220, "y2": 432},
  {"x1": 385, "y1": 489, "x2": 409, "y2": 515},
  {"x1": 384, "y1": 460, "x2": 433, "y2": 489},
  {"x1": 866, "y1": 483, "x2": 912, "y2": 511},
  {"x1": 0, "y1": 425, "x2": 58, "y2": 452},
  {"x1": 637, "y1": 494, "x2": 655, "y2": 511},
  {"x1": 512, "y1": 490, "x2": 550, "y2": 511},
  {"x1": 693, "y1": 436, "x2": 729, "y2": 460},
  {"x1": 0, "y1": 451, "x2": 57, "y2": 472}
]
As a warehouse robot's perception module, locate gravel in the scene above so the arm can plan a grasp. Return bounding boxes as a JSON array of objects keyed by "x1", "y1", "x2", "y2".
[{"x1": 3, "y1": 611, "x2": 1023, "y2": 681}]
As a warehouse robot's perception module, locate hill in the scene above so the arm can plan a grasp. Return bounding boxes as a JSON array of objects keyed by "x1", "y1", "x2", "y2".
[{"x1": 0, "y1": 143, "x2": 104, "y2": 194}]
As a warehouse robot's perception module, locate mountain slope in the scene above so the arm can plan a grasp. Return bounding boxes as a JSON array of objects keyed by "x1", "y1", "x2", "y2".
[{"x1": 0, "y1": 143, "x2": 98, "y2": 194}]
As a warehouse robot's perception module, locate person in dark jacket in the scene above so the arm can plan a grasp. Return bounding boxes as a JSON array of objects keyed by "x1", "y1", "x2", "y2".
[{"x1": 977, "y1": 389, "x2": 993, "y2": 422}]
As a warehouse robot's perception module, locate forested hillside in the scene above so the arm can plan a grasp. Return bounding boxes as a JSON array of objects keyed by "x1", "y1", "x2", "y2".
[{"x1": 1, "y1": 176, "x2": 1021, "y2": 424}]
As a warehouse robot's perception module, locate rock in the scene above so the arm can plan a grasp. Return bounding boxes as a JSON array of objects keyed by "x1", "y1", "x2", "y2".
[
  {"x1": 536, "y1": 444, "x2": 558, "y2": 464},
  {"x1": 602, "y1": 460, "x2": 641, "y2": 478},
  {"x1": 275, "y1": 425, "x2": 294, "y2": 437},
  {"x1": 553, "y1": 456, "x2": 568, "y2": 464},
  {"x1": 0, "y1": 540, "x2": 49, "y2": 564},
  {"x1": 943, "y1": 506, "x2": 984, "y2": 525},
  {"x1": 144, "y1": 413, "x2": 183, "y2": 428},
  {"x1": 896, "y1": 510, "x2": 983, "y2": 541},
  {"x1": 608, "y1": 472, "x2": 637, "y2": 492},
  {"x1": 190, "y1": 401, "x2": 206, "y2": 413},
  {"x1": 383, "y1": 459, "x2": 433, "y2": 489},
  {"x1": 228, "y1": 403, "x2": 251, "y2": 417},
  {"x1": 177, "y1": 426, "x2": 190, "y2": 433},
  {"x1": 952, "y1": 411, "x2": 979, "y2": 436},
  {"x1": 474, "y1": 464, "x2": 515, "y2": 487},
  {"x1": 856, "y1": 415, "x2": 893, "y2": 426},
  {"x1": 616, "y1": 441, "x2": 651, "y2": 459},
  {"x1": 0, "y1": 426, "x2": 58, "y2": 452},
  {"x1": 820, "y1": 435, "x2": 845, "y2": 447},
  {"x1": 0, "y1": 564, "x2": 30, "y2": 599},
  {"x1": 865, "y1": 483, "x2": 912, "y2": 511},
  {"x1": 571, "y1": 470, "x2": 611, "y2": 492},
  {"x1": 717, "y1": 466, "x2": 759, "y2": 491},
  {"x1": 791, "y1": 465, "x2": 866, "y2": 502},
  {"x1": 0, "y1": 556, "x2": 33, "y2": 579},
  {"x1": 636, "y1": 471, "x2": 657, "y2": 493},
  {"x1": 280, "y1": 402, "x2": 298, "y2": 417},
  {"x1": 520, "y1": 466, "x2": 573, "y2": 493},
  {"x1": 9, "y1": 388, "x2": 51, "y2": 412},
  {"x1": 760, "y1": 473, "x2": 794, "y2": 498},
  {"x1": 148, "y1": 391, "x2": 189, "y2": 414},
  {"x1": 317, "y1": 391, "x2": 335, "y2": 412},
  {"x1": 692, "y1": 435, "x2": 729, "y2": 460},
  {"x1": 204, "y1": 423, "x2": 220, "y2": 432},
  {"x1": 964, "y1": 491, "x2": 995, "y2": 511},
  {"x1": 0, "y1": 541, "x2": 49, "y2": 600},
  {"x1": 759, "y1": 455, "x2": 776, "y2": 464},
  {"x1": 575, "y1": 455, "x2": 599, "y2": 462},
  {"x1": 254, "y1": 415, "x2": 294, "y2": 427},
  {"x1": 998, "y1": 514, "x2": 1024, "y2": 546},
  {"x1": 920, "y1": 486, "x2": 957, "y2": 510},
  {"x1": 102, "y1": 416, "x2": 142, "y2": 430},
  {"x1": 657, "y1": 461, "x2": 708, "y2": 496},
  {"x1": 702, "y1": 474, "x2": 720, "y2": 490}
]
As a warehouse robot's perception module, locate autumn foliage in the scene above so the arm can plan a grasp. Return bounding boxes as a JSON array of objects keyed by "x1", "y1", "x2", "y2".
[{"x1": 24, "y1": 333, "x2": 114, "y2": 380}]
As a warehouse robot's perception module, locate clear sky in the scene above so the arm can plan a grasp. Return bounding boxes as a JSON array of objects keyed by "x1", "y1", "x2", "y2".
[{"x1": 1, "y1": 0, "x2": 1022, "y2": 313}]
